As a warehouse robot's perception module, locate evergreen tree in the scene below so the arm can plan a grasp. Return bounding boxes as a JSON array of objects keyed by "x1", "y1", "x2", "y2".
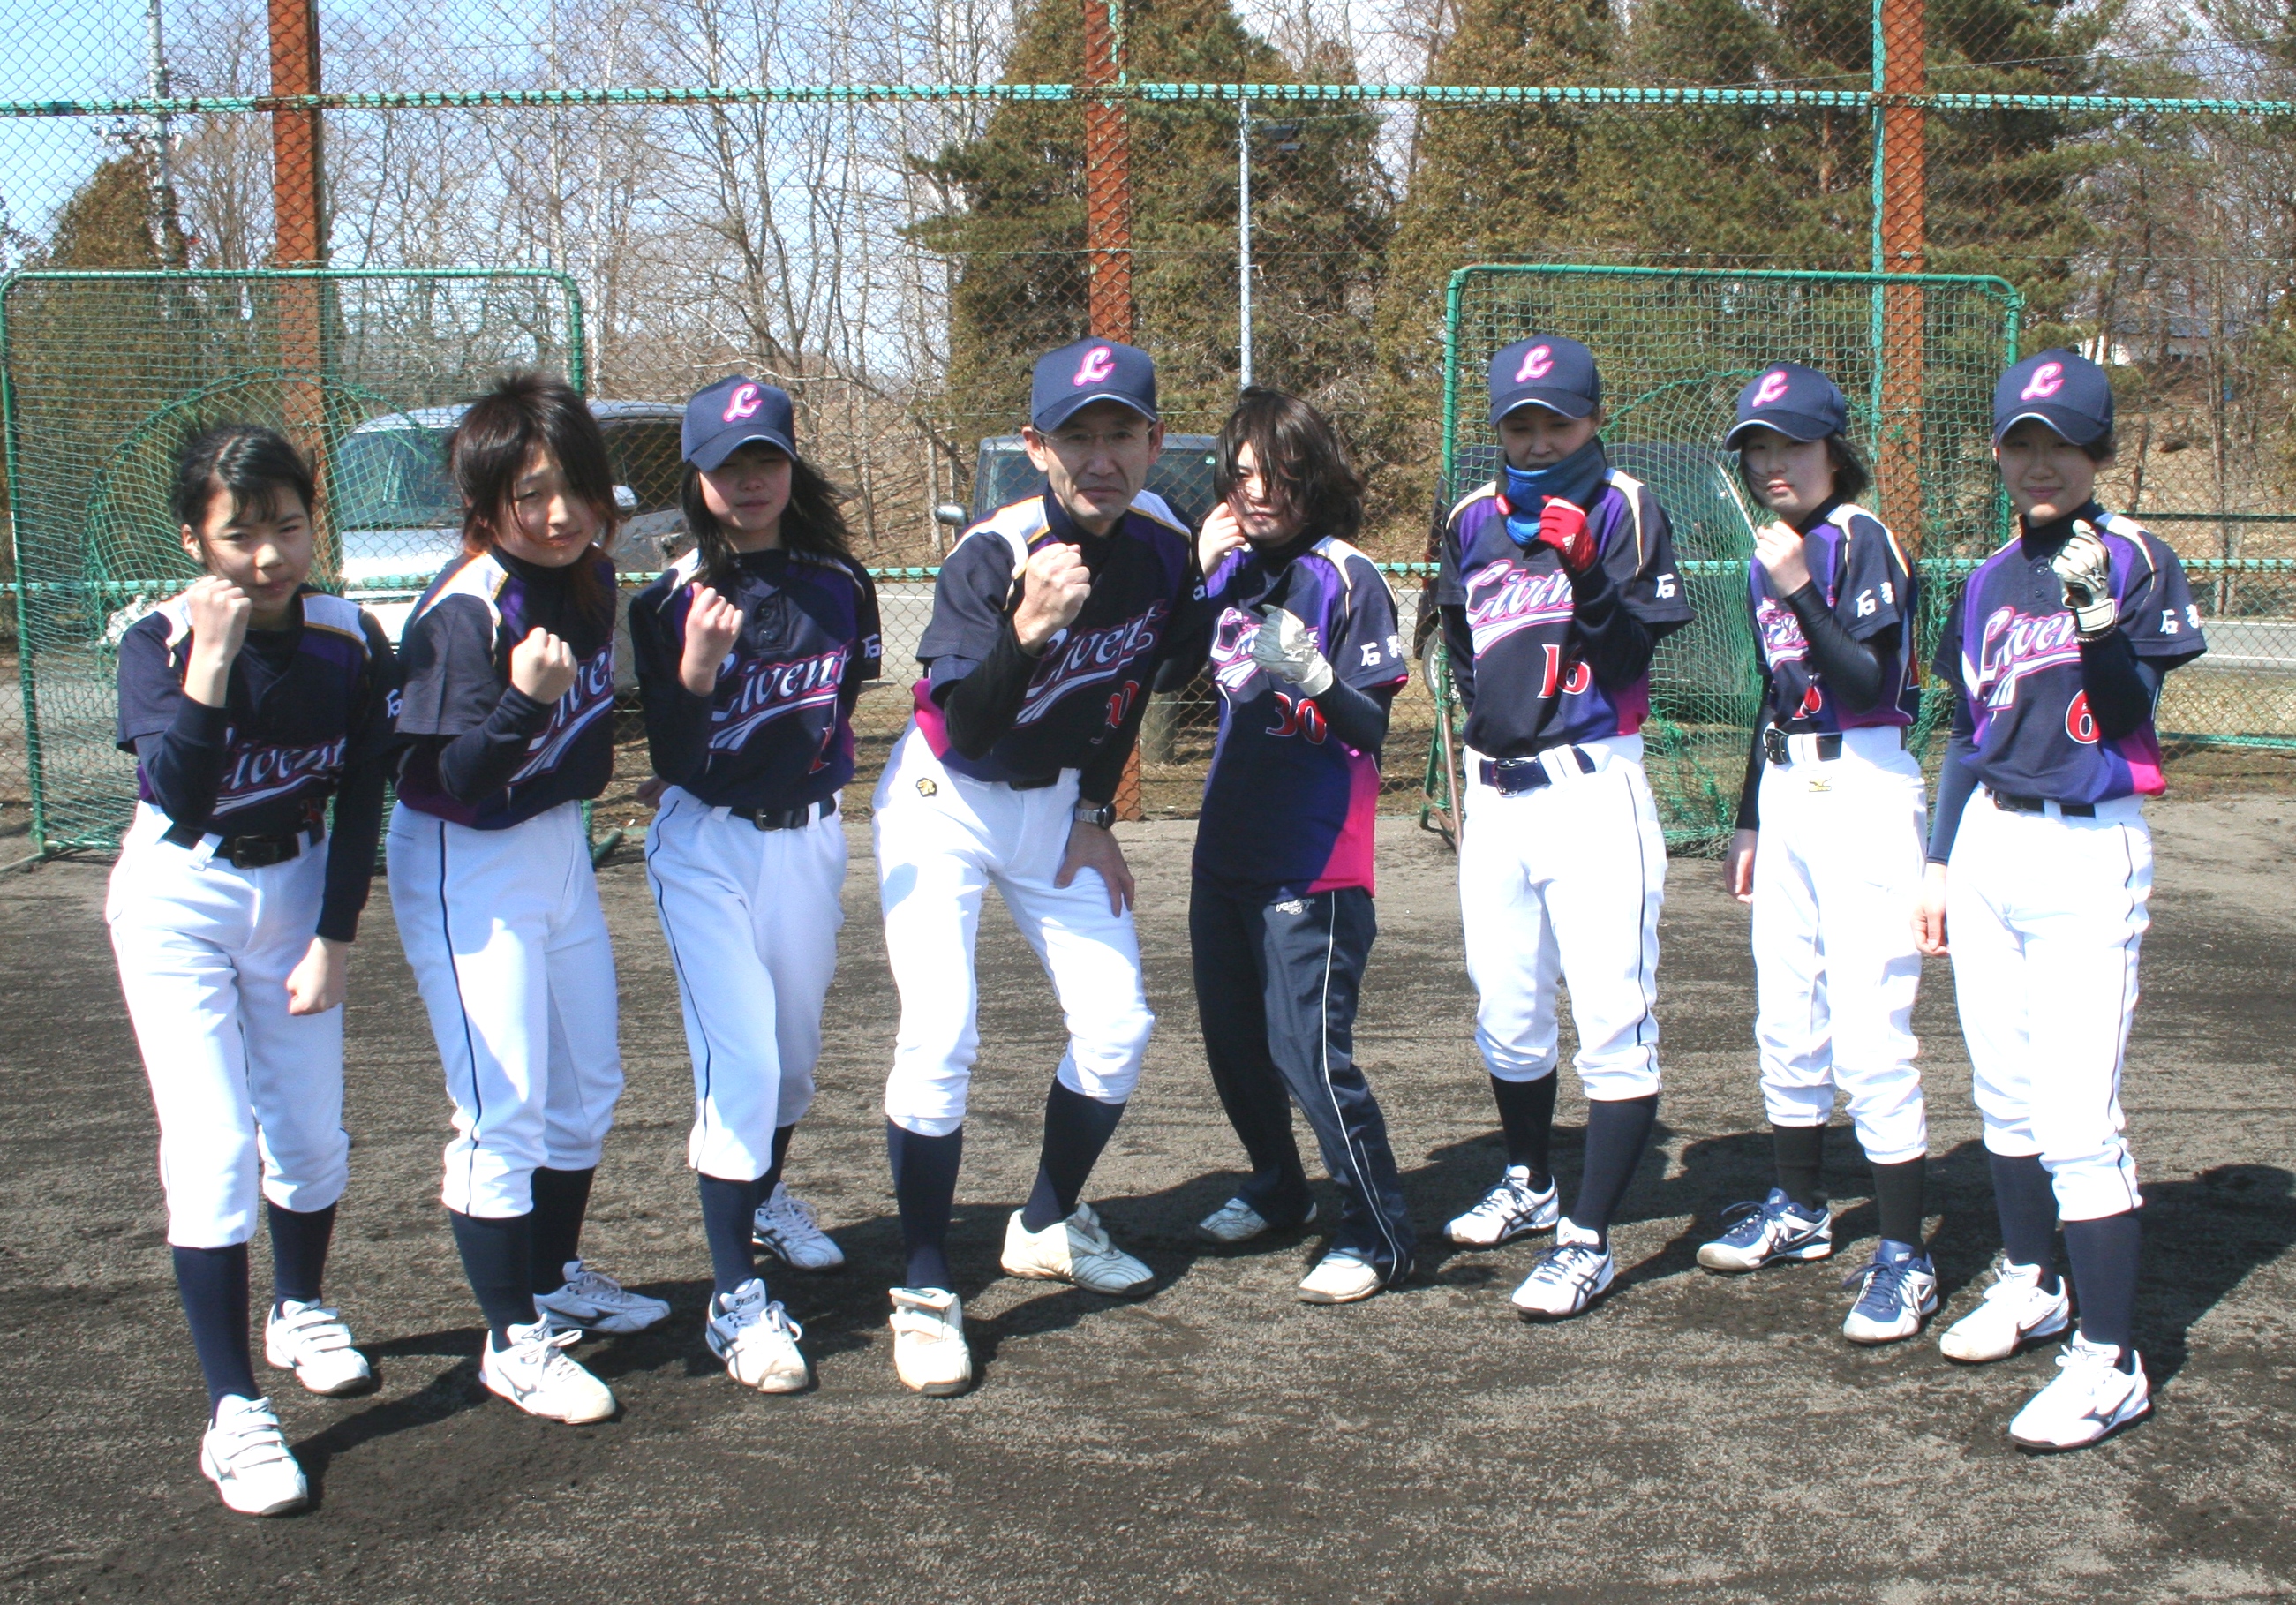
[{"x1": 38, "y1": 155, "x2": 170, "y2": 271}]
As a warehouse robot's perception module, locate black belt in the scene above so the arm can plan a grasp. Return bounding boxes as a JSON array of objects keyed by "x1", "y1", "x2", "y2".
[
  {"x1": 725, "y1": 797, "x2": 837, "y2": 832},
  {"x1": 1479, "y1": 748, "x2": 1598, "y2": 796},
  {"x1": 1762, "y1": 727, "x2": 1905, "y2": 765},
  {"x1": 1991, "y1": 791, "x2": 2094, "y2": 818},
  {"x1": 1007, "y1": 774, "x2": 1060, "y2": 792},
  {"x1": 216, "y1": 821, "x2": 322, "y2": 868}
]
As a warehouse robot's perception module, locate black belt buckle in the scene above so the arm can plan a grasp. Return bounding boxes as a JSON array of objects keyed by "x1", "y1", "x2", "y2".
[
  {"x1": 1995, "y1": 791, "x2": 2092, "y2": 818},
  {"x1": 1762, "y1": 727, "x2": 1789, "y2": 765},
  {"x1": 1008, "y1": 774, "x2": 1059, "y2": 792},
  {"x1": 220, "y1": 827, "x2": 312, "y2": 868},
  {"x1": 1479, "y1": 748, "x2": 1594, "y2": 796},
  {"x1": 736, "y1": 799, "x2": 835, "y2": 832}
]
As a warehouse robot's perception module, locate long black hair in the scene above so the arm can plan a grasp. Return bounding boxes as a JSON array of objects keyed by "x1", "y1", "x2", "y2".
[
  {"x1": 1737, "y1": 433, "x2": 1871, "y2": 512},
  {"x1": 172, "y1": 424, "x2": 317, "y2": 544},
  {"x1": 448, "y1": 371, "x2": 617, "y2": 622},
  {"x1": 679, "y1": 448, "x2": 854, "y2": 592},
  {"x1": 1214, "y1": 386, "x2": 1365, "y2": 543}
]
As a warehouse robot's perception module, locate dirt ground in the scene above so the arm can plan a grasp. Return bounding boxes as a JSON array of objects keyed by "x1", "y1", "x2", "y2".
[{"x1": 2, "y1": 792, "x2": 2292, "y2": 1604}]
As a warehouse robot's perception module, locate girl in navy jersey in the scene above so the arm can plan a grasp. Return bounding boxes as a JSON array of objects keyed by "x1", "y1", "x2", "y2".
[
  {"x1": 1696, "y1": 364, "x2": 1936, "y2": 1345},
  {"x1": 1916, "y1": 350, "x2": 2205, "y2": 1451},
  {"x1": 629, "y1": 377, "x2": 881, "y2": 1392},
  {"x1": 109, "y1": 425, "x2": 396, "y2": 1515},
  {"x1": 1184, "y1": 388, "x2": 1415, "y2": 1302},
  {"x1": 388, "y1": 373, "x2": 666, "y2": 1428}
]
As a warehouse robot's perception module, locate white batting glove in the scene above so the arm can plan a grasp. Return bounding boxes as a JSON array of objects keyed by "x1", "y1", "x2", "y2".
[
  {"x1": 2051, "y1": 521, "x2": 2118, "y2": 641},
  {"x1": 1252, "y1": 606, "x2": 1335, "y2": 697}
]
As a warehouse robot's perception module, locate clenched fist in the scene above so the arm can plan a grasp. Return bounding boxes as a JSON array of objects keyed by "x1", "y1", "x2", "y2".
[
  {"x1": 182, "y1": 575, "x2": 254, "y2": 708},
  {"x1": 1536, "y1": 497, "x2": 1598, "y2": 575},
  {"x1": 680, "y1": 584, "x2": 743, "y2": 696},
  {"x1": 1753, "y1": 520, "x2": 1814, "y2": 596},
  {"x1": 2051, "y1": 523, "x2": 2117, "y2": 641},
  {"x1": 1014, "y1": 542, "x2": 1092, "y2": 653},
  {"x1": 510, "y1": 627, "x2": 579, "y2": 704}
]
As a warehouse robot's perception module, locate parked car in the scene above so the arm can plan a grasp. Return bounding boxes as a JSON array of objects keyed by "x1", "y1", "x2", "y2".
[{"x1": 934, "y1": 433, "x2": 1223, "y2": 536}]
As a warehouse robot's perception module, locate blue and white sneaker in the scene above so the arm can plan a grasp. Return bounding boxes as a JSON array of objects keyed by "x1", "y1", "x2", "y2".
[
  {"x1": 1841, "y1": 1239, "x2": 1939, "y2": 1344},
  {"x1": 1696, "y1": 1188, "x2": 1834, "y2": 1272}
]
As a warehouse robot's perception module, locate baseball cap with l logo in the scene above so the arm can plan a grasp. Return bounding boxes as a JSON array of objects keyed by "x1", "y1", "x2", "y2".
[
  {"x1": 1488, "y1": 335, "x2": 1600, "y2": 425},
  {"x1": 1031, "y1": 338, "x2": 1160, "y2": 433},
  {"x1": 683, "y1": 375, "x2": 799, "y2": 469},
  {"x1": 1726, "y1": 363, "x2": 1848, "y2": 447},
  {"x1": 1993, "y1": 349, "x2": 2112, "y2": 446}
]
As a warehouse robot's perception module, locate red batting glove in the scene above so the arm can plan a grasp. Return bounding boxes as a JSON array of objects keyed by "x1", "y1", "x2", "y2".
[{"x1": 1536, "y1": 497, "x2": 1597, "y2": 574}]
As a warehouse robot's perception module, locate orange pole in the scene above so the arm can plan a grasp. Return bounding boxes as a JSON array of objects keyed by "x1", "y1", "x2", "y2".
[
  {"x1": 267, "y1": 0, "x2": 329, "y2": 567},
  {"x1": 1877, "y1": 0, "x2": 1926, "y2": 549}
]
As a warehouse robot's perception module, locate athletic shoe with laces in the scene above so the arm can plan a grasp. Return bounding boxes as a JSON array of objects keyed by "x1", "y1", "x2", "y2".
[
  {"x1": 889, "y1": 1287, "x2": 971, "y2": 1397},
  {"x1": 705, "y1": 1277, "x2": 809, "y2": 1393},
  {"x1": 1938, "y1": 1257, "x2": 2072, "y2": 1363},
  {"x1": 2008, "y1": 1335, "x2": 2150, "y2": 1451},
  {"x1": 1446, "y1": 1165, "x2": 1560, "y2": 1247},
  {"x1": 199, "y1": 1394, "x2": 307, "y2": 1516},
  {"x1": 1197, "y1": 1196, "x2": 1316, "y2": 1246},
  {"x1": 1840, "y1": 1239, "x2": 1938, "y2": 1343},
  {"x1": 533, "y1": 1259, "x2": 672, "y2": 1335},
  {"x1": 1509, "y1": 1218, "x2": 1615, "y2": 1319},
  {"x1": 481, "y1": 1317, "x2": 616, "y2": 1423},
  {"x1": 1297, "y1": 1248, "x2": 1385, "y2": 1304},
  {"x1": 264, "y1": 1300, "x2": 373, "y2": 1397},
  {"x1": 752, "y1": 1184, "x2": 847, "y2": 1271},
  {"x1": 1696, "y1": 1188, "x2": 1834, "y2": 1272},
  {"x1": 1000, "y1": 1203, "x2": 1154, "y2": 1296}
]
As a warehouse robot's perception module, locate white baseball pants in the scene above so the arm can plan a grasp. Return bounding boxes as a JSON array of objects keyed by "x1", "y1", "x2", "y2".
[
  {"x1": 1750, "y1": 727, "x2": 1928, "y2": 1164},
  {"x1": 1458, "y1": 736, "x2": 1666, "y2": 1101},
  {"x1": 1946, "y1": 788, "x2": 2149, "y2": 1221},
  {"x1": 107, "y1": 803, "x2": 350, "y2": 1248},
  {"x1": 645, "y1": 787, "x2": 845, "y2": 1181},
  {"x1": 873, "y1": 724, "x2": 1155, "y2": 1138},
  {"x1": 387, "y1": 800, "x2": 624, "y2": 1218}
]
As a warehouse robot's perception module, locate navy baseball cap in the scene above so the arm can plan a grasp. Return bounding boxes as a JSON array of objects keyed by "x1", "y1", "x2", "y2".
[
  {"x1": 1726, "y1": 363, "x2": 1848, "y2": 447},
  {"x1": 1488, "y1": 335, "x2": 1600, "y2": 425},
  {"x1": 684, "y1": 376, "x2": 798, "y2": 471},
  {"x1": 1031, "y1": 338, "x2": 1159, "y2": 433},
  {"x1": 1994, "y1": 350, "x2": 2113, "y2": 446}
]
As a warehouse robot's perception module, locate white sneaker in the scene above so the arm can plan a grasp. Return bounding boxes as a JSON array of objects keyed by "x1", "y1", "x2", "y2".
[
  {"x1": 264, "y1": 1300, "x2": 373, "y2": 1397},
  {"x1": 753, "y1": 1184, "x2": 847, "y2": 1271},
  {"x1": 1509, "y1": 1219, "x2": 1615, "y2": 1319},
  {"x1": 1446, "y1": 1166, "x2": 1560, "y2": 1247},
  {"x1": 1938, "y1": 1259, "x2": 2073, "y2": 1363},
  {"x1": 199, "y1": 1395, "x2": 307, "y2": 1517},
  {"x1": 1197, "y1": 1197, "x2": 1316, "y2": 1246},
  {"x1": 533, "y1": 1259, "x2": 672, "y2": 1335},
  {"x1": 1695, "y1": 1189, "x2": 1834, "y2": 1272},
  {"x1": 1839, "y1": 1240, "x2": 1939, "y2": 1345},
  {"x1": 704, "y1": 1278, "x2": 809, "y2": 1393},
  {"x1": 889, "y1": 1287, "x2": 972, "y2": 1397},
  {"x1": 1000, "y1": 1204, "x2": 1153, "y2": 1297},
  {"x1": 1297, "y1": 1249, "x2": 1383, "y2": 1304},
  {"x1": 2008, "y1": 1335, "x2": 2151, "y2": 1451},
  {"x1": 480, "y1": 1318, "x2": 616, "y2": 1423}
]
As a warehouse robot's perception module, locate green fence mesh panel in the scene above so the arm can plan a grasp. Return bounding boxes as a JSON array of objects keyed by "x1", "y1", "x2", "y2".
[
  {"x1": 1439, "y1": 264, "x2": 2021, "y2": 850},
  {"x1": 2, "y1": 268, "x2": 585, "y2": 853}
]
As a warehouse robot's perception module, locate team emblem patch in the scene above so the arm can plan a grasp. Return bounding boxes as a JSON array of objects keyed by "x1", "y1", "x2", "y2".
[
  {"x1": 1808, "y1": 776, "x2": 1833, "y2": 794},
  {"x1": 916, "y1": 777, "x2": 938, "y2": 797}
]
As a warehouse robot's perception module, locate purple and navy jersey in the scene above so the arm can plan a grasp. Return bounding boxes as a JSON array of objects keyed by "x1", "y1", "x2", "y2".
[
  {"x1": 1750, "y1": 501, "x2": 1919, "y2": 732},
  {"x1": 116, "y1": 589, "x2": 398, "y2": 835},
  {"x1": 1194, "y1": 536, "x2": 1408, "y2": 893},
  {"x1": 628, "y1": 545, "x2": 881, "y2": 811},
  {"x1": 1435, "y1": 465, "x2": 1693, "y2": 757},
  {"x1": 1934, "y1": 503, "x2": 2206, "y2": 803},
  {"x1": 394, "y1": 549, "x2": 617, "y2": 828},
  {"x1": 915, "y1": 490, "x2": 1194, "y2": 784}
]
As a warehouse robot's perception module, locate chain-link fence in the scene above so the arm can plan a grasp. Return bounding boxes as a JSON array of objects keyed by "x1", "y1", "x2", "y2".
[{"x1": 3, "y1": 1, "x2": 2293, "y2": 856}]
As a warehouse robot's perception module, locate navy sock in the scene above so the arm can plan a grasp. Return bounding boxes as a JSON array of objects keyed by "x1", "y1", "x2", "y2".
[
  {"x1": 1987, "y1": 1150, "x2": 2062, "y2": 1292},
  {"x1": 528, "y1": 1166, "x2": 597, "y2": 1294},
  {"x1": 1570, "y1": 1094, "x2": 1660, "y2": 1246},
  {"x1": 888, "y1": 1120, "x2": 964, "y2": 1292},
  {"x1": 172, "y1": 1243, "x2": 257, "y2": 1414},
  {"x1": 448, "y1": 1209, "x2": 538, "y2": 1348},
  {"x1": 1773, "y1": 1124, "x2": 1827, "y2": 1211},
  {"x1": 1869, "y1": 1157, "x2": 1927, "y2": 1249},
  {"x1": 2064, "y1": 1210, "x2": 2142, "y2": 1363},
  {"x1": 1490, "y1": 1074, "x2": 1558, "y2": 1190},
  {"x1": 763, "y1": 1124, "x2": 797, "y2": 1197},
  {"x1": 1020, "y1": 1081, "x2": 1127, "y2": 1233},
  {"x1": 697, "y1": 1172, "x2": 764, "y2": 1300},
  {"x1": 267, "y1": 1200, "x2": 336, "y2": 1311}
]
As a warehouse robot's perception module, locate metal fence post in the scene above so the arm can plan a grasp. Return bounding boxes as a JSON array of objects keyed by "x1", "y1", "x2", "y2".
[
  {"x1": 1873, "y1": 0, "x2": 1928, "y2": 550},
  {"x1": 268, "y1": 0, "x2": 328, "y2": 536}
]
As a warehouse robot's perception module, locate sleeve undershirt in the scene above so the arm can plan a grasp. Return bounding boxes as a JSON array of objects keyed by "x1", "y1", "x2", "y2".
[
  {"x1": 2081, "y1": 630, "x2": 2163, "y2": 740},
  {"x1": 1315, "y1": 677, "x2": 1395, "y2": 754},
  {"x1": 429, "y1": 686, "x2": 554, "y2": 802},
  {"x1": 936, "y1": 614, "x2": 1041, "y2": 760},
  {"x1": 1780, "y1": 583, "x2": 1892, "y2": 714},
  {"x1": 317, "y1": 755, "x2": 386, "y2": 943},
  {"x1": 1569, "y1": 559, "x2": 1656, "y2": 689},
  {"x1": 1439, "y1": 603, "x2": 1476, "y2": 714},
  {"x1": 134, "y1": 699, "x2": 231, "y2": 833}
]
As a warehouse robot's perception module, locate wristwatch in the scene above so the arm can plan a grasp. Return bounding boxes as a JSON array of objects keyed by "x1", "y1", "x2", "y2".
[{"x1": 1073, "y1": 801, "x2": 1117, "y2": 830}]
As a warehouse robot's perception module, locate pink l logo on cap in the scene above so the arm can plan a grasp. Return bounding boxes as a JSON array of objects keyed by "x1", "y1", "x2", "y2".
[
  {"x1": 1073, "y1": 345, "x2": 1116, "y2": 386},
  {"x1": 1752, "y1": 369, "x2": 1791, "y2": 407},
  {"x1": 722, "y1": 383, "x2": 764, "y2": 423},
  {"x1": 1514, "y1": 344, "x2": 1555, "y2": 383},
  {"x1": 2021, "y1": 362, "x2": 2066, "y2": 401}
]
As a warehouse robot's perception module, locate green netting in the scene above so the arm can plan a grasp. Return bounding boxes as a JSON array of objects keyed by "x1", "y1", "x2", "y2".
[
  {"x1": 1438, "y1": 264, "x2": 2021, "y2": 850},
  {"x1": 3, "y1": 268, "x2": 585, "y2": 853}
]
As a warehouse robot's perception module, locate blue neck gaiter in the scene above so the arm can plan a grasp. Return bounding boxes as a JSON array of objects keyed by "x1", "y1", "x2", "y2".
[{"x1": 1501, "y1": 438, "x2": 1608, "y2": 547}]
